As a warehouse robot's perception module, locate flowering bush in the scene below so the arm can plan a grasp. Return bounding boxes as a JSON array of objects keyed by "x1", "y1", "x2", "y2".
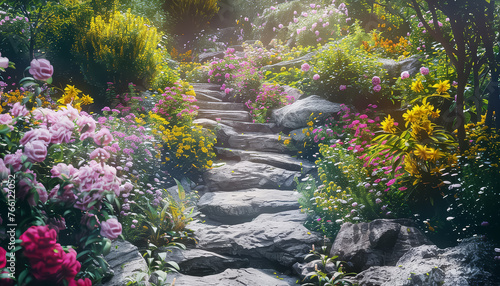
[
  {"x1": 294, "y1": 105, "x2": 410, "y2": 237},
  {"x1": 75, "y1": 9, "x2": 166, "y2": 97},
  {"x1": 245, "y1": 83, "x2": 294, "y2": 123},
  {"x1": 152, "y1": 81, "x2": 199, "y2": 128},
  {"x1": 207, "y1": 48, "x2": 263, "y2": 102}
]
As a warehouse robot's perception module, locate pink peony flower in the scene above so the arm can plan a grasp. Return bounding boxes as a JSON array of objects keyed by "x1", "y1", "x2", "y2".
[
  {"x1": 301, "y1": 63, "x2": 311, "y2": 72},
  {"x1": 28, "y1": 58, "x2": 53, "y2": 81},
  {"x1": 0, "y1": 114, "x2": 13, "y2": 130},
  {"x1": 100, "y1": 218, "x2": 122, "y2": 240},
  {"x1": 313, "y1": 74, "x2": 320, "y2": 80},
  {"x1": 373, "y1": 85, "x2": 382, "y2": 92},
  {"x1": 24, "y1": 140, "x2": 48, "y2": 162},
  {"x1": 10, "y1": 102, "x2": 29, "y2": 117},
  {"x1": 420, "y1": 67, "x2": 430, "y2": 75},
  {"x1": 371, "y1": 76, "x2": 381, "y2": 85},
  {"x1": 21, "y1": 127, "x2": 51, "y2": 146},
  {"x1": 401, "y1": 71, "x2": 410, "y2": 79},
  {"x1": 93, "y1": 128, "x2": 114, "y2": 146},
  {"x1": 339, "y1": 85, "x2": 347, "y2": 91},
  {"x1": 0, "y1": 158, "x2": 10, "y2": 180},
  {"x1": 0, "y1": 52, "x2": 8, "y2": 69}
]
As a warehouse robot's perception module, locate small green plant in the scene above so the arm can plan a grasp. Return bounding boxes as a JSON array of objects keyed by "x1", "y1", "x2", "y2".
[{"x1": 301, "y1": 244, "x2": 356, "y2": 286}]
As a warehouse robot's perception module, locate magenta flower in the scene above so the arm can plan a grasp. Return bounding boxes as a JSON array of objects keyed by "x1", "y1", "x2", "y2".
[
  {"x1": 100, "y1": 218, "x2": 122, "y2": 240},
  {"x1": 371, "y1": 76, "x2": 381, "y2": 85},
  {"x1": 373, "y1": 85, "x2": 381, "y2": 92},
  {"x1": 420, "y1": 67, "x2": 429, "y2": 75},
  {"x1": 401, "y1": 71, "x2": 410, "y2": 79},
  {"x1": 301, "y1": 63, "x2": 311, "y2": 72},
  {"x1": 313, "y1": 74, "x2": 320, "y2": 80},
  {"x1": 386, "y1": 179, "x2": 396, "y2": 186},
  {"x1": 339, "y1": 85, "x2": 347, "y2": 91}
]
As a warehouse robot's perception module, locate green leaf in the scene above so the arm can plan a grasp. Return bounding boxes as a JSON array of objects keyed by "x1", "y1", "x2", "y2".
[{"x1": 46, "y1": 76, "x2": 53, "y2": 84}]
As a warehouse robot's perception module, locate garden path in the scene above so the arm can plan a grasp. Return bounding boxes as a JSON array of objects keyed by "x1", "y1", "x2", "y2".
[{"x1": 165, "y1": 83, "x2": 322, "y2": 285}]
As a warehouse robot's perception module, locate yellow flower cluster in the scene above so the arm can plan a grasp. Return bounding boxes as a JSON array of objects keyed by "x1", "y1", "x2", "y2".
[
  {"x1": 1, "y1": 89, "x2": 55, "y2": 112},
  {"x1": 402, "y1": 103, "x2": 440, "y2": 139},
  {"x1": 57, "y1": 85, "x2": 94, "y2": 111}
]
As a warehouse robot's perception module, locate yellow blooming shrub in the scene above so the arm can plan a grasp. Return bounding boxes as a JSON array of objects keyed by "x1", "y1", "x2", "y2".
[
  {"x1": 371, "y1": 102, "x2": 456, "y2": 188},
  {"x1": 75, "y1": 9, "x2": 166, "y2": 92}
]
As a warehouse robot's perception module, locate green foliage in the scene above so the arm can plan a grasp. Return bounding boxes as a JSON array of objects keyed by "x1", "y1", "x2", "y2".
[
  {"x1": 245, "y1": 83, "x2": 294, "y2": 123},
  {"x1": 301, "y1": 244, "x2": 355, "y2": 286},
  {"x1": 127, "y1": 180, "x2": 198, "y2": 248}
]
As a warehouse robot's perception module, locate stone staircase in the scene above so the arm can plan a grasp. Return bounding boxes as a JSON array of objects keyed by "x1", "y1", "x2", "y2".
[{"x1": 166, "y1": 83, "x2": 322, "y2": 285}]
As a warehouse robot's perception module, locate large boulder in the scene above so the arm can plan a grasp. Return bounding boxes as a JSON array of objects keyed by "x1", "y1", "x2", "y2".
[
  {"x1": 102, "y1": 240, "x2": 149, "y2": 286},
  {"x1": 378, "y1": 55, "x2": 421, "y2": 81},
  {"x1": 330, "y1": 219, "x2": 431, "y2": 273},
  {"x1": 271, "y1": 95, "x2": 342, "y2": 129},
  {"x1": 353, "y1": 238, "x2": 500, "y2": 286}
]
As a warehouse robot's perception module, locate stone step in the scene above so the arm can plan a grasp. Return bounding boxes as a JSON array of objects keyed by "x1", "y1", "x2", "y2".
[
  {"x1": 197, "y1": 109, "x2": 252, "y2": 122},
  {"x1": 191, "y1": 83, "x2": 222, "y2": 91},
  {"x1": 226, "y1": 132, "x2": 289, "y2": 153},
  {"x1": 203, "y1": 161, "x2": 299, "y2": 192},
  {"x1": 164, "y1": 248, "x2": 249, "y2": 276},
  {"x1": 220, "y1": 120, "x2": 282, "y2": 133},
  {"x1": 196, "y1": 89, "x2": 226, "y2": 101},
  {"x1": 198, "y1": 189, "x2": 300, "y2": 224},
  {"x1": 188, "y1": 210, "x2": 322, "y2": 267},
  {"x1": 215, "y1": 148, "x2": 314, "y2": 173},
  {"x1": 166, "y1": 268, "x2": 298, "y2": 286},
  {"x1": 196, "y1": 101, "x2": 246, "y2": 111},
  {"x1": 195, "y1": 92, "x2": 223, "y2": 102}
]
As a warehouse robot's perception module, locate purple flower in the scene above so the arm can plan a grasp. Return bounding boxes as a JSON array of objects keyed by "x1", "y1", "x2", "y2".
[
  {"x1": 339, "y1": 85, "x2": 347, "y2": 91},
  {"x1": 313, "y1": 74, "x2": 320, "y2": 80},
  {"x1": 481, "y1": 221, "x2": 489, "y2": 227},
  {"x1": 373, "y1": 85, "x2": 381, "y2": 92},
  {"x1": 420, "y1": 67, "x2": 430, "y2": 75},
  {"x1": 371, "y1": 76, "x2": 381, "y2": 85},
  {"x1": 401, "y1": 71, "x2": 410, "y2": 79}
]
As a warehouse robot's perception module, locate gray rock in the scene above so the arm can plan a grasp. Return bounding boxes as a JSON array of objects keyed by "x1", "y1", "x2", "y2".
[
  {"x1": 378, "y1": 55, "x2": 421, "y2": 81},
  {"x1": 288, "y1": 128, "x2": 307, "y2": 142},
  {"x1": 190, "y1": 210, "x2": 322, "y2": 267},
  {"x1": 215, "y1": 148, "x2": 314, "y2": 172},
  {"x1": 283, "y1": 85, "x2": 303, "y2": 101},
  {"x1": 330, "y1": 219, "x2": 431, "y2": 272},
  {"x1": 164, "y1": 248, "x2": 249, "y2": 276},
  {"x1": 198, "y1": 188, "x2": 300, "y2": 223},
  {"x1": 195, "y1": 89, "x2": 226, "y2": 102},
  {"x1": 353, "y1": 238, "x2": 500, "y2": 286},
  {"x1": 198, "y1": 51, "x2": 225, "y2": 63},
  {"x1": 203, "y1": 160, "x2": 299, "y2": 192},
  {"x1": 103, "y1": 240, "x2": 149, "y2": 286},
  {"x1": 193, "y1": 118, "x2": 219, "y2": 129},
  {"x1": 271, "y1": 95, "x2": 342, "y2": 129},
  {"x1": 166, "y1": 268, "x2": 298, "y2": 285},
  {"x1": 227, "y1": 132, "x2": 289, "y2": 153}
]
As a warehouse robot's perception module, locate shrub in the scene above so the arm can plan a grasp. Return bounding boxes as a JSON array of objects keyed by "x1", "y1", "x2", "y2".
[
  {"x1": 75, "y1": 9, "x2": 165, "y2": 98},
  {"x1": 245, "y1": 83, "x2": 294, "y2": 123},
  {"x1": 311, "y1": 41, "x2": 388, "y2": 108},
  {"x1": 151, "y1": 81, "x2": 199, "y2": 128}
]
